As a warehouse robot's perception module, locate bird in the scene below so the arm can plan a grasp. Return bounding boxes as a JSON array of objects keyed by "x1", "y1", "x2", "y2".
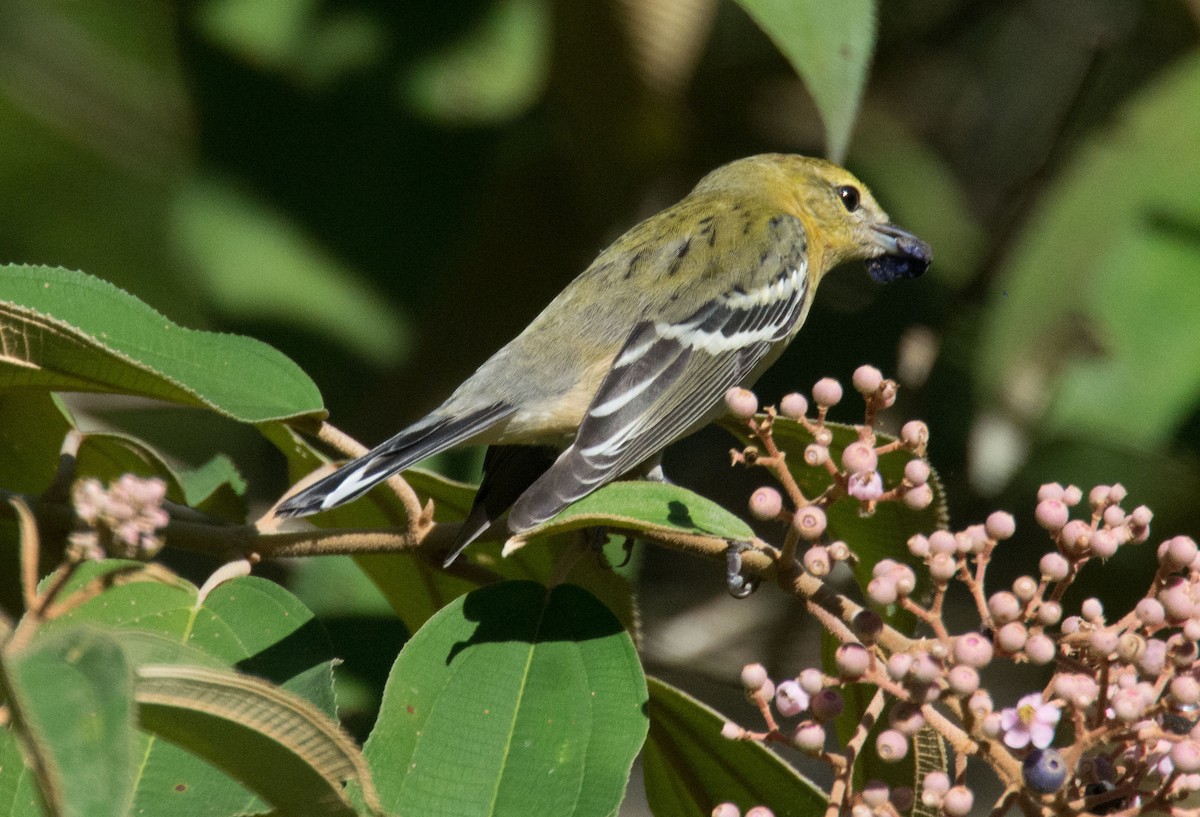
[{"x1": 276, "y1": 154, "x2": 931, "y2": 565}]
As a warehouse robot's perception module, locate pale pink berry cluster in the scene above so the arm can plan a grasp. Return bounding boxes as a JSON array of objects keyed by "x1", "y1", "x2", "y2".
[
  {"x1": 730, "y1": 366, "x2": 934, "y2": 542},
  {"x1": 721, "y1": 474, "x2": 1200, "y2": 815},
  {"x1": 72, "y1": 475, "x2": 169, "y2": 559}
]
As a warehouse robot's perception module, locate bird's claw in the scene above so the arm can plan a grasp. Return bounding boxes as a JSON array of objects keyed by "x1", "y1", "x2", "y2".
[{"x1": 725, "y1": 541, "x2": 758, "y2": 598}]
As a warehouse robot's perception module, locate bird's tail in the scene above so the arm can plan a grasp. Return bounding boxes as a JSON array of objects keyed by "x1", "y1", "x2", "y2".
[{"x1": 276, "y1": 403, "x2": 513, "y2": 518}]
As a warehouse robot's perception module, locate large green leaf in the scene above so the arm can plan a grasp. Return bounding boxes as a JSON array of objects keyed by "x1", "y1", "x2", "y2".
[
  {"x1": 643, "y1": 677, "x2": 824, "y2": 817},
  {"x1": 37, "y1": 561, "x2": 337, "y2": 816},
  {"x1": 0, "y1": 264, "x2": 324, "y2": 423},
  {"x1": 977, "y1": 53, "x2": 1200, "y2": 448},
  {"x1": 364, "y1": 581, "x2": 648, "y2": 817},
  {"x1": 732, "y1": 0, "x2": 876, "y2": 162},
  {"x1": 2, "y1": 627, "x2": 137, "y2": 817}
]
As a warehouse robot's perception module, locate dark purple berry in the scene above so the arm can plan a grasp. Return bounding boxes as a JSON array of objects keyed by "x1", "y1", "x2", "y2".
[{"x1": 1022, "y1": 748, "x2": 1068, "y2": 794}]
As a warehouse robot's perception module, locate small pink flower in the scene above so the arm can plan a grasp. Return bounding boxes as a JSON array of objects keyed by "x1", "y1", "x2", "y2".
[
  {"x1": 999, "y1": 694, "x2": 1060, "y2": 749},
  {"x1": 847, "y1": 470, "x2": 884, "y2": 501}
]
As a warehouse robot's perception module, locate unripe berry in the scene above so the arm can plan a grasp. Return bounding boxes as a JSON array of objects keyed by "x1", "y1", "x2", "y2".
[
  {"x1": 1024, "y1": 634, "x2": 1056, "y2": 665},
  {"x1": 1023, "y1": 748, "x2": 1069, "y2": 794},
  {"x1": 748, "y1": 487, "x2": 783, "y2": 520},
  {"x1": 996, "y1": 622, "x2": 1028, "y2": 653},
  {"x1": 1110, "y1": 688, "x2": 1146, "y2": 722},
  {"x1": 954, "y1": 632, "x2": 994, "y2": 668},
  {"x1": 1102, "y1": 505, "x2": 1126, "y2": 528},
  {"x1": 812, "y1": 378, "x2": 843, "y2": 408},
  {"x1": 1035, "y1": 499, "x2": 1069, "y2": 531},
  {"x1": 828, "y1": 541, "x2": 850, "y2": 561},
  {"x1": 1062, "y1": 485, "x2": 1083, "y2": 505},
  {"x1": 792, "y1": 505, "x2": 827, "y2": 540},
  {"x1": 886, "y1": 653, "x2": 913, "y2": 680},
  {"x1": 798, "y1": 669, "x2": 824, "y2": 695},
  {"x1": 903, "y1": 483, "x2": 933, "y2": 510},
  {"x1": 947, "y1": 665, "x2": 980, "y2": 696},
  {"x1": 927, "y1": 530, "x2": 956, "y2": 555},
  {"x1": 793, "y1": 721, "x2": 825, "y2": 752},
  {"x1": 888, "y1": 702, "x2": 926, "y2": 735},
  {"x1": 861, "y1": 779, "x2": 889, "y2": 809},
  {"x1": 744, "y1": 807, "x2": 774, "y2": 817},
  {"x1": 893, "y1": 566, "x2": 917, "y2": 596},
  {"x1": 852, "y1": 365, "x2": 884, "y2": 395},
  {"x1": 1089, "y1": 484, "x2": 1111, "y2": 510},
  {"x1": 904, "y1": 458, "x2": 931, "y2": 486},
  {"x1": 725, "y1": 387, "x2": 759, "y2": 419},
  {"x1": 712, "y1": 804, "x2": 740, "y2": 817},
  {"x1": 907, "y1": 534, "x2": 930, "y2": 558},
  {"x1": 741, "y1": 663, "x2": 770, "y2": 691},
  {"x1": 874, "y1": 729, "x2": 908, "y2": 762},
  {"x1": 988, "y1": 591, "x2": 1021, "y2": 624},
  {"x1": 1138, "y1": 639, "x2": 1167, "y2": 676},
  {"x1": 841, "y1": 441, "x2": 878, "y2": 474},
  {"x1": 1163, "y1": 536, "x2": 1199, "y2": 571},
  {"x1": 1109, "y1": 483, "x2": 1128, "y2": 503},
  {"x1": 1136, "y1": 598, "x2": 1165, "y2": 628},
  {"x1": 1012, "y1": 575, "x2": 1038, "y2": 603},
  {"x1": 942, "y1": 786, "x2": 973, "y2": 817},
  {"x1": 1089, "y1": 529, "x2": 1118, "y2": 559},
  {"x1": 721, "y1": 722, "x2": 744, "y2": 740},
  {"x1": 1131, "y1": 505, "x2": 1153, "y2": 527},
  {"x1": 986, "y1": 510, "x2": 1016, "y2": 540},
  {"x1": 813, "y1": 427, "x2": 833, "y2": 446},
  {"x1": 779, "y1": 392, "x2": 808, "y2": 419},
  {"x1": 804, "y1": 444, "x2": 829, "y2": 466},
  {"x1": 1080, "y1": 597, "x2": 1104, "y2": 622},
  {"x1": 1037, "y1": 482, "x2": 1065, "y2": 501},
  {"x1": 867, "y1": 576, "x2": 898, "y2": 606},
  {"x1": 1039, "y1": 552, "x2": 1070, "y2": 581},
  {"x1": 1060, "y1": 520, "x2": 1090, "y2": 552},
  {"x1": 1089, "y1": 629, "x2": 1118, "y2": 658},
  {"x1": 922, "y1": 771, "x2": 950, "y2": 804},
  {"x1": 929, "y1": 552, "x2": 957, "y2": 583},
  {"x1": 981, "y1": 712, "x2": 1003, "y2": 737},
  {"x1": 1174, "y1": 741, "x2": 1200, "y2": 774},
  {"x1": 1037, "y1": 601, "x2": 1063, "y2": 626},
  {"x1": 835, "y1": 644, "x2": 871, "y2": 679},
  {"x1": 900, "y1": 420, "x2": 928, "y2": 449},
  {"x1": 1170, "y1": 675, "x2": 1200, "y2": 706},
  {"x1": 967, "y1": 691, "x2": 993, "y2": 718},
  {"x1": 803, "y1": 546, "x2": 831, "y2": 577}
]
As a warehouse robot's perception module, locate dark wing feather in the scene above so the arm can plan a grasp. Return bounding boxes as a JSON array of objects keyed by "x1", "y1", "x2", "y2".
[
  {"x1": 276, "y1": 403, "x2": 514, "y2": 517},
  {"x1": 506, "y1": 265, "x2": 809, "y2": 532}
]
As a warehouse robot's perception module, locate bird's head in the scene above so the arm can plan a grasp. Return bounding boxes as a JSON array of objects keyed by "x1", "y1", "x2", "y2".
[{"x1": 707, "y1": 154, "x2": 932, "y2": 283}]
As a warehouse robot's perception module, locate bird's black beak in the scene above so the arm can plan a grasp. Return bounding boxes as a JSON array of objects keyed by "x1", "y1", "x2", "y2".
[{"x1": 866, "y1": 223, "x2": 932, "y2": 283}]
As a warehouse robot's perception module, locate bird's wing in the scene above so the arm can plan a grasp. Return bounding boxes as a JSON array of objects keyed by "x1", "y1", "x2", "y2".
[
  {"x1": 276, "y1": 402, "x2": 514, "y2": 517},
  {"x1": 506, "y1": 260, "x2": 810, "y2": 532}
]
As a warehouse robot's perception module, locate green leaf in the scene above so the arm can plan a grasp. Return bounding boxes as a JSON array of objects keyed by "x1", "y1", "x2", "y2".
[
  {"x1": 171, "y1": 175, "x2": 410, "y2": 367},
  {"x1": 3, "y1": 627, "x2": 137, "y2": 817},
  {"x1": 402, "y1": 0, "x2": 550, "y2": 126},
  {"x1": 135, "y1": 664, "x2": 377, "y2": 817},
  {"x1": 364, "y1": 581, "x2": 648, "y2": 817},
  {"x1": 732, "y1": 0, "x2": 876, "y2": 162},
  {"x1": 643, "y1": 677, "x2": 824, "y2": 817},
  {"x1": 977, "y1": 53, "x2": 1200, "y2": 448},
  {"x1": 41, "y1": 560, "x2": 337, "y2": 816},
  {"x1": 525, "y1": 481, "x2": 755, "y2": 543},
  {"x1": 0, "y1": 264, "x2": 325, "y2": 423}
]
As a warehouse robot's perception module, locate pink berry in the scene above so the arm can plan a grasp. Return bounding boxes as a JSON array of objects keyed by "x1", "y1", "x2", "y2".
[
  {"x1": 903, "y1": 483, "x2": 934, "y2": 510},
  {"x1": 892, "y1": 566, "x2": 916, "y2": 596},
  {"x1": 967, "y1": 691, "x2": 993, "y2": 718},
  {"x1": 1136, "y1": 598, "x2": 1166, "y2": 628},
  {"x1": 1131, "y1": 505, "x2": 1153, "y2": 527},
  {"x1": 1139, "y1": 639, "x2": 1167, "y2": 675},
  {"x1": 868, "y1": 576, "x2": 898, "y2": 606},
  {"x1": 1012, "y1": 575, "x2": 1038, "y2": 602},
  {"x1": 907, "y1": 535, "x2": 930, "y2": 558},
  {"x1": 793, "y1": 721, "x2": 825, "y2": 752},
  {"x1": 890, "y1": 786, "x2": 914, "y2": 812},
  {"x1": 1164, "y1": 536, "x2": 1199, "y2": 571},
  {"x1": 1110, "y1": 688, "x2": 1145, "y2": 722},
  {"x1": 1035, "y1": 499, "x2": 1069, "y2": 531},
  {"x1": 792, "y1": 505, "x2": 827, "y2": 540},
  {"x1": 1089, "y1": 529, "x2": 1118, "y2": 559},
  {"x1": 887, "y1": 653, "x2": 913, "y2": 680},
  {"x1": 812, "y1": 378, "x2": 843, "y2": 408},
  {"x1": 1024, "y1": 634, "x2": 1056, "y2": 665},
  {"x1": 900, "y1": 420, "x2": 928, "y2": 449},
  {"x1": 875, "y1": 729, "x2": 908, "y2": 762},
  {"x1": 744, "y1": 807, "x2": 774, "y2": 817},
  {"x1": 929, "y1": 552, "x2": 958, "y2": 583},
  {"x1": 798, "y1": 669, "x2": 824, "y2": 695},
  {"x1": 922, "y1": 771, "x2": 951, "y2": 797},
  {"x1": 928, "y1": 530, "x2": 956, "y2": 555},
  {"x1": 1088, "y1": 485, "x2": 1111, "y2": 510},
  {"x1": 779, "y1": 392, "x2": 808, "y2": 419},
  {"x1": 988, "y1": 592, "x2": 1021, "y2": 624},
  {"x1": 1039, "y1": 552, "x2": 1070, "y2": 581},
  {"x1": 835, "y1": 644, "x2": 871, "y2": 679},
  {"x1": 828, "y1": 541, "x2": 850, "y2": 561},
  {"x1": 842, "y1": 441, "x2": 879, "y2": 474},
  {"x1": 1102, "y1": 505, "x2": 1126, "y2": 528},
  {"x1": 814, "y1": 427, "x2": 833, "y2": 446},
  {"x1": 861, "y1": 779, "x2": 890, "y2": 809},
  {"x1": 721, "y1": 722, "x2": 744, "y2": 740},
  {"x1": 985, "y1": 511, "x2": 1016, "y2": 540},
  {"x1": 1173, "y1": 741, "x2": 1200, "y2": 774},
  {"x1": 1038, "y1": 483, "x2": 1065, "y2": 501},
  {"x1": 852, "y1": 365, "x2": 884, "y2": 395},
  {"x1": 1089, "y1": 629, "x2": 1117, "y2": 658},
  {"x1": 741, "y1": 663, "x2": 769, "y2": 691},
  {"x1": 1161, "y1": 582, "x2": 1195, "y2": 621},
  {"x1": 712, "y1": 804, "x2": 741, "y2": 817},
  {"x1": 804, "y1": 444, "x2": 829, "y2": 466},
  {"x1": 1060, "y1": 520, "x2": 1090, "y2": 552},
  {"x1": 1061, "y1": 485, "x2": 1083, "y2": 505},
  {"x1": 803, "y1": 546, "x2": 831, "y2": 577},
  {"x1": 954, "y1": 632, "x2": 994, "y2": 668},
  {"x1": 1109, "y1": 483, "x2": 1127, "y2": 504},
  {"x1": 725, "y1": 387, "x2": 759, "y2": 419},
  {"x1": 904, "y1": 459, "x2": 931, "y2": 486},
  {"x1": 943, "y1": 786, "x2": 973, "y2": 817},
  {"x1": 1080, "y1": 598, "x2": 1104, "y2": 622},
  {"x1": 1171, "y1": 676, "x2": 1200, "y2": 706},
  {"x1": 888, "y1": 702, "x2": 926, "y2": 735},
  {"x1": 1037, "y1": 601, "x2": 1063, "y2": 626},
  {"x1": 748, "y1": 487, "x2": 783, "y2": 520},
  {"x1": 947, "y1": 665, "x2": 980, "y2": 696},
  {"x1": 996, "y1": 622, "x2": 1028, "y2": 653}
]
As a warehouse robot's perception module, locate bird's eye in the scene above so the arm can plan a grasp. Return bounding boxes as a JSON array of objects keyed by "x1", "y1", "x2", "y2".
[{"x1": 836, "y1": 185, "x2": 861, "y2": 213}]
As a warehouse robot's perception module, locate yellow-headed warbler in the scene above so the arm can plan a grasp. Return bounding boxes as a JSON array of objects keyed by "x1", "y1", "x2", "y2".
[{"x1": 276, "y1": 154, "x2": 931, "y2": 563}]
